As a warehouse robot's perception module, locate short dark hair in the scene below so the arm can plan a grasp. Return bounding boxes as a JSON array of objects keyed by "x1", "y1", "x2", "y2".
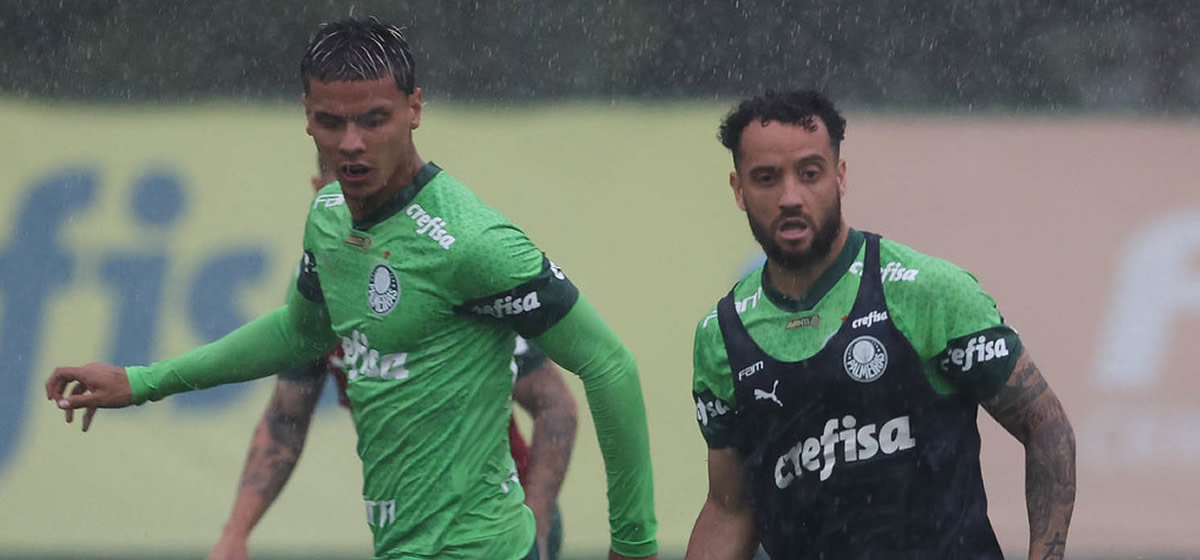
[
  {"x1": 718, "y1": 90, "x2": 847, "y2": 165},
  {"x1": 300, "y1": 16, "x2": 416, "y2": 94}
]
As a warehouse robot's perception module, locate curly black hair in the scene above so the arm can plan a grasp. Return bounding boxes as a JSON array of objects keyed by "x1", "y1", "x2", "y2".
[{"x1": 718, "y1": 90, "x2": 847, "y2": 166}]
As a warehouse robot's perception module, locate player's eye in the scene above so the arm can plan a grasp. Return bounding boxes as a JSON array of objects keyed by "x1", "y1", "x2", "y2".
[
  {"x1": 359, "y1": 113, "x2": 390, "y2": 129},
  {"x1": 316, "y1": 115, "x2": 344, "y2": 130},
  {"x1": 753, "y1": 171, "x2": 776, "y2": 185}
]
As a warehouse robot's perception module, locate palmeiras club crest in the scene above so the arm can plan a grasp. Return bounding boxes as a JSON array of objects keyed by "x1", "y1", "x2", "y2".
[
  {"x1": 843, "y1": 335, "x2": 888, "y2": 382},
  {"x1": 368, "y1": 264, "x2": 400, "y2": 315}
]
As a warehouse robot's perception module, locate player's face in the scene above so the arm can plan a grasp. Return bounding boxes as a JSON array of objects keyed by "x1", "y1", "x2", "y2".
[
  {"x1": 731, "y1": 118, "x2": 847, "y2": 271},
  {"x1": 303, "y1": 75, "x2": 423, "y2": 210}
]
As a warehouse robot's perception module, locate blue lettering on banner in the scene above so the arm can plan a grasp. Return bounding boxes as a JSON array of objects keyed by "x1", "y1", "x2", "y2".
[{"x1": 0, "y1": 164, "x2": 285, "y2": 475}]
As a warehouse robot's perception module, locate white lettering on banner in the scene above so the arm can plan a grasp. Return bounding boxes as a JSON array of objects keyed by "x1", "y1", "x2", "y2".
[
  {"x1": 1079, "y1": 405, "x2": 1200, "y2": 471},
  {"x1": 1094, "y1": 212, "x2": 1200, "y2": 391}
]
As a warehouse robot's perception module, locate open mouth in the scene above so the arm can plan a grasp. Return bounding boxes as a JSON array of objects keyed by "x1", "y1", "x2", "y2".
[
  {"x1": 776, "y1": 217, "x2": 811, "y2": 241},
  {"x1": 340, "y1": 163, "x2": 372, "y2": 182}
]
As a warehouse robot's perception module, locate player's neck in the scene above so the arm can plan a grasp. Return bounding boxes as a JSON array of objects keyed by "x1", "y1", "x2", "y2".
[
  {"x1": 763, "y1": 225, "x2": 849, "y2": 301},
  {"x1": 347, "y1": 152, "x2": 426, "y2": 221}
]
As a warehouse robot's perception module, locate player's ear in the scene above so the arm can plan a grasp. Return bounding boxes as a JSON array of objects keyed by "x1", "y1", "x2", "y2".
[
  {"x1": 837, "y1": 158, "x2": 847, "y2": 197},
  {"x1": 730, "y1": 171, "x2": 746, "y2": 211},
  {"x1": 409, "y1": 87, "x2": 423, "y2": 130},
  {"x1": 301, "y1": 93, "x2": 314, "y2": 136}
]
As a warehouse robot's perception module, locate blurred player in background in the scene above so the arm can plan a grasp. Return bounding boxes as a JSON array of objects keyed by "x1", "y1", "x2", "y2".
[
  {"x1": 48, "y1": 15, "x2": 657, "y2": 560},
  {"x1": 685, "y1": 90, "x2": 1075, "y2": 560},
  {"x1": 206, "y1": 163, "x2": 576, "y2": 560}
]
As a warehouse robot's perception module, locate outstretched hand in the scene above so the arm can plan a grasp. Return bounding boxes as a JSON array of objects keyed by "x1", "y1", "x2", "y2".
[{"x1": 45, "y1": 363, "x2": 134, "y2": 430}]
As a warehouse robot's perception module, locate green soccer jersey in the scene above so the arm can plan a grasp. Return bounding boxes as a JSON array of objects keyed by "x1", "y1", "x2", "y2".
[
  {"x1": 128, "y1": 163, "x2": 657, "y2": 559},
  {"x1": 692, "y1": 229, "x2": 1022, "y2": 448}
]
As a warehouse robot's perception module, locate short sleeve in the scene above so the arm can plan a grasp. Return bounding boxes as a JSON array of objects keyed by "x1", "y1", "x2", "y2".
[{"x1": 692, "y1": 307, "x2": 737, "y2": 449}]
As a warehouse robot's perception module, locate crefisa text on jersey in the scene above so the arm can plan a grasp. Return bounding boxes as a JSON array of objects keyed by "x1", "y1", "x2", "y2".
[
  {"x1": 405, "y1": 203, "x2": 456, "y2": 249},
  {"x1": 773, "y1": 414, "x2": 916, "y2": 488},
  {"x1": 471, "y1": 291, "x2": 543, "y2": 318}
]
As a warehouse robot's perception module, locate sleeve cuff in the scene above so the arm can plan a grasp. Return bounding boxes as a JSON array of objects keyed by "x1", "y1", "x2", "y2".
[{"x1": 125, "y1": 365, "x2": 153, "y2": 405}]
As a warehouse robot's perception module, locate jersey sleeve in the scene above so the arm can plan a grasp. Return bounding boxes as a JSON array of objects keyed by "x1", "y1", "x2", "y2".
[
  {"x1": 125, "y1": 288, "x2": 338, "y2": 403},
  {"x1": 125, "y1": 205, "x2": 340, "y2": 403},
  {"x1": 532, "y1": 295, "x2": 658, "y2": 557},
  {"x1": 892, "y1": 260, "x2": 1022, "y2": 402},
  {"x1": 451, "y1": 224, "x2": 579, "y2": 339},
  {"x1": 692, "y1": 306, "x2": 738, "y2": 449}
]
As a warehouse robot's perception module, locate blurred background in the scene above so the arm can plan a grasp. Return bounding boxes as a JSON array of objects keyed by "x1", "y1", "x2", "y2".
[{"x1": 1, "y1": 1, "x2": 1198, "y2": 558}]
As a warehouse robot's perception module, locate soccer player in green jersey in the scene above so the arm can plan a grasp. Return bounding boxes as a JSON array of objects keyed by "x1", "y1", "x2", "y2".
[
  {"x1": 208, "y1": 336, "x2": 576, "y2": 560},
  {"x1": 684, "y1": 90, "x2": 1075, "y2": 560},
  {"x1": 46, "y1": 16, "x2": 657, "y2": 560}
]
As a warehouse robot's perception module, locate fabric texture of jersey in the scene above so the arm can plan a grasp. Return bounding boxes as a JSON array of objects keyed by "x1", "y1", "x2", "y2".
[
  {"x1": 717, "y1": 233, "x2": 1004, "y2": 558},
  {"x1": 693, "y1": 229, "x2": 1021, "y2": 449},
  {"x1": 301, "y1": 163, "x2": 575, "y2": 559}
]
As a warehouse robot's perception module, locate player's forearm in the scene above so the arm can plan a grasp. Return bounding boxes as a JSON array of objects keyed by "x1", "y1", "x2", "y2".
[
  {"x1": 127, "y1": 305, "x2": 336, "y2": 403},
  {"x1": 222, "y1": 380, "x2": 319, "y2": 538},
  {"x1": 1024, "y1": 416, "x2": 1075, "y2": 560},
  {"x1": 535, "y1": 298, "x2": 658, "y2": 557},
  {"x1": 523, "y1": 397, "x2": 577, "y2": 534},
  {"x1": 684, "y1": 498, "x2": 757, "y2": 560}
]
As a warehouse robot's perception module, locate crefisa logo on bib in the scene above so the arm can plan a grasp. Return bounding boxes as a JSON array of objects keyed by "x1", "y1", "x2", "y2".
[
  {"x1": 843, "y1": 335, "x2": 887, "y2": 382},
  {"x1": 368, "y1": 263, "x2": 400, "y2": 315}
]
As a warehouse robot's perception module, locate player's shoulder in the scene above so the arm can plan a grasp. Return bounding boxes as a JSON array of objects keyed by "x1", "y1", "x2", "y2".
[
  {"x1": 876, "y1": 236, "x2": 983, "y2": 294},
  {"x1": 693, "y1": 268, "x2": 764, "y2": 338},
  {"x1": 874, "y1": 235, "x2": 1002, "y2": 324},
  {"x1": 412, "y1": 167, "x2": 530, "y2": 253},
  {"x1": 308, "y1": 183, "x2": 348, "y2": 214},
  {"x1": 304, "y1": 183, "x2": 351, "y2": 238}
]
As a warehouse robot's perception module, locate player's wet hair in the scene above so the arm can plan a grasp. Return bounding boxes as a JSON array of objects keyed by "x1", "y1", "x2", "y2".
[
  {"x1": 718, "y1": 89, "x2": 847, "y2": 166},
  {"x1": 300, "y1": 16, "x2": 416, "y2": 94}
]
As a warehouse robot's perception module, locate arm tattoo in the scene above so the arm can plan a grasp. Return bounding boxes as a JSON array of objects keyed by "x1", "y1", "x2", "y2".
[
  {"x1": 982, "y1": 351, "x2": 1075, "y2": 558},
  {"x1": 1041, "y1": 533, "x2": 1066, "y2": 560},
  {"x1": 238, "y1": 377, "x2": 321, "y2": 502}
]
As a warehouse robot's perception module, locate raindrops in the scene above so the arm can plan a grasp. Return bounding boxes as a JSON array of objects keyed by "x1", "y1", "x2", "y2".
[{"x1": 0, "y1": 0, "x2": 1194, "y2": 112}]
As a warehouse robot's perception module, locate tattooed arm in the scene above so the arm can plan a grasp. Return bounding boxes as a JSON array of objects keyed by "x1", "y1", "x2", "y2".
[
  {"x1": 981, "y1": 348, "x2": 1076, "y2": 560},
  {"x1": 209, "y1": 363, "x2": 327, "y2": 560},
  {"x1": 512, "y1": 359, "x2": 578, "y2": 560}
]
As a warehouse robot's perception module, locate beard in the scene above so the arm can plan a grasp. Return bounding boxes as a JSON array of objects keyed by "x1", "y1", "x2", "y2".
[{"x1": 747, "y1": 195, "x2": 843, "y2": 271}]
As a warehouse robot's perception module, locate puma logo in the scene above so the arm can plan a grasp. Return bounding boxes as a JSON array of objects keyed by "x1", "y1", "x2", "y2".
[{"x1": 754, "y1": 380, "x2": 783, "y2": 407}]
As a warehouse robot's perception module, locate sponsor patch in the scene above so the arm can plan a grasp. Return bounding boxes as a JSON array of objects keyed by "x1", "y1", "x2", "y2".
[{"x1": 786, "y1": 314, "x2": 820, "y2": 329}]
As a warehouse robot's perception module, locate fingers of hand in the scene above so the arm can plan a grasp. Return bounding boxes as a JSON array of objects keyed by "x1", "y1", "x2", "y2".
[
  {"x1": 64, "y1": 383, "x2": 89, "y2": 422},
  {"x1": 45, "y1": 366, "x2": 83, "y2": 402},
  {"x1": 82, "y1": 407, "x2": 97, "y2": 432}
]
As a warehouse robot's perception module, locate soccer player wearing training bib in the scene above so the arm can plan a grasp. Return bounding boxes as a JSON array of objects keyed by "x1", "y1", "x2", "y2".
[
  {"x1": 47, "y1": 16, "x2": 656, "y2": 560},
  {"x1": 684, "y1": 90, "x2": 1075, "y2": 560}
]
